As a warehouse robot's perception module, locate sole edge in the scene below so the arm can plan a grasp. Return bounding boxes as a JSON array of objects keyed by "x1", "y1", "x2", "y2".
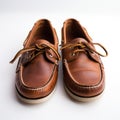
[
  {"x1": 65, "y1": 86, "x2": 103, "y2": 102},
  {"x1": 16, "y1": 89, "x2": 55, "y2": 104}
]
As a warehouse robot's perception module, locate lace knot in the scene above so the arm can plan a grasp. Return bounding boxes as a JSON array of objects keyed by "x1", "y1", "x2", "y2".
[
  {"x1": 10, "y1": 43, "x2": 61, "y2": 64},
  {"x1": 61, "y1": 41, "x2": 108, "y2": 57}
]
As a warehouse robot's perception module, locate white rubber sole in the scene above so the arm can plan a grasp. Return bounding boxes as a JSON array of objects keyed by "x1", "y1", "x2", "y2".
[
  {"x1": 65, "y1": 86, "x2": 103, "y2": 102},
  {"x1": 16, "y1": 89, "x2": 55, "y2": 104}
]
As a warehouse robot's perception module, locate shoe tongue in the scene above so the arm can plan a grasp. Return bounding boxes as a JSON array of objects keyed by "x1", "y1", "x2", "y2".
[
  {"x1": 31, "y1": 39, "x2": 58, "y2": 64},
  {"x1": 34, "y1": 39, "x2": 54, "y2": 47},
  {"x1": 70, "y1": 38, "x2": 89, "y2": 44},
  {"x1": 70, "y1": 38, "x2": 100, "y2": 63}
]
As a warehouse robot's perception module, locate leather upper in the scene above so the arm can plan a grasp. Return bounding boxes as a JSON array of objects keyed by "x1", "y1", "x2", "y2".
[
  {"x1": 11, "y1": 19, "x2": 60, "y2": 99},
  {"x1": 61, "y1": 19, "x2": 108, "y2": 97}
]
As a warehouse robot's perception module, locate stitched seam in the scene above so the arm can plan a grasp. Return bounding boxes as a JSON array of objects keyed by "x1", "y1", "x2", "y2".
[
  {"x1": 18, "y1": 64, "x2": 57, "y2": 91},
  {"x1": 64, "y1": 59, "x2": 104, "y2": 88}
]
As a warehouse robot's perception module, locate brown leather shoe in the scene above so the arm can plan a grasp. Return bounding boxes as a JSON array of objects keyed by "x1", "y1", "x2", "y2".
[
  {"x1": 61, "y1": 18, "x2": 108, "y2": 102},
  {"x1": 10, "y1": 19, "x2": 60, "y2": 103}
]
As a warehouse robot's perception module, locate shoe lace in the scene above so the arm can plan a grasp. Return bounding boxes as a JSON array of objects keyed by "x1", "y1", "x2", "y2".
[
  {"x1": 61, "y1": 42, "x2": 108, "y2": 57},
  {"x1": 10, "y1": 43, "x2": 61, "y2": 64}
]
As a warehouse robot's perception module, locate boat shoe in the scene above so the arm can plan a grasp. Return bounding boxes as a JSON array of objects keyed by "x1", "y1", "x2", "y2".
[
  {"x1": 61, "y1": 19, "x2": 108, "y2": 102},
  {"x1": 10, "y1": 19, "x2": 60, "y2": 103}
]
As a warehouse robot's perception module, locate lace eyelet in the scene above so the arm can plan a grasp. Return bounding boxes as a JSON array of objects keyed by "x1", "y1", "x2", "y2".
[
  {"x1": 49, "y1": 54, "x2": 53, "y2": 57},
  {"x1": 70, "y1": 47, "x2": 73, "y2": 50},
  {"x1": 72, "y1": 53, "x2": 75, "y2": 56}
]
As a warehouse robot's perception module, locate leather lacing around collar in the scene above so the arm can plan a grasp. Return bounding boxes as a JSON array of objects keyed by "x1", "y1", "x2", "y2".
[
  {"x1": 60, "y1": 42, "x2": 108, "y2": 57},
  {"x1": 10, "y1": 43, "x2": 61, "y2": 64}
]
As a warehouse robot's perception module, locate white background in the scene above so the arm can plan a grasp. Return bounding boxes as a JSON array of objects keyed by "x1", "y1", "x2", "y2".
[{"x1": 0, "y1": 0, "x2": 120, "y2": 120}]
